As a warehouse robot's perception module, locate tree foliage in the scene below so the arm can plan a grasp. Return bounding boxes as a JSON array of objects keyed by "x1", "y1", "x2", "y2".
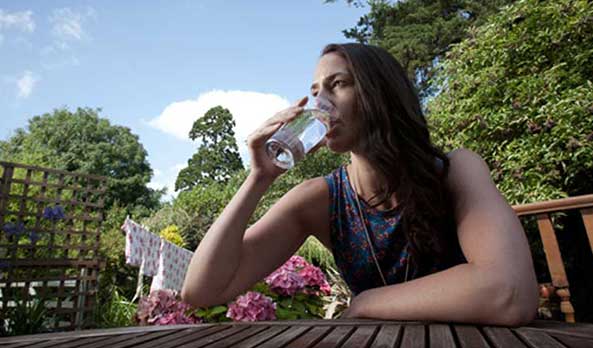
[
  {"x1": 428, "y1": 0, "x2": 593, "y2": 204},
  {"x1": 333, "y1": 0, "x2": 515, "y2": 99},
  {"x1": 175, "y1": 106, "x2": 244, "y2": 191},
  {"x1": 0, "y1": 107, "x2": 163, "y2": 211}
]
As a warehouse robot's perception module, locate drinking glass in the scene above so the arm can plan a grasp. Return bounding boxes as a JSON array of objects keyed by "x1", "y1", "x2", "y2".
[{"x1": 265, "y1": 100, "x2": 332, "y2": 169}]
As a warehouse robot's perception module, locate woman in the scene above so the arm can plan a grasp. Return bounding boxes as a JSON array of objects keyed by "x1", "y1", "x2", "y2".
[{"x1": 181, "y1": 43, "x2": 539, "y2": 325}]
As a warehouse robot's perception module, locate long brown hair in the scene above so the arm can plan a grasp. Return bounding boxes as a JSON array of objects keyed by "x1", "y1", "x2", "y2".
[{"x1": 322, "y1": 43, "x2": 463, "y2": 273}]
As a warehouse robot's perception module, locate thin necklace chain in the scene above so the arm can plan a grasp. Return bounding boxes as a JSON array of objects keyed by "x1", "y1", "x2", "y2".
[{"x1": 347, "y1": 165, "x2": 410, "y2": 286}]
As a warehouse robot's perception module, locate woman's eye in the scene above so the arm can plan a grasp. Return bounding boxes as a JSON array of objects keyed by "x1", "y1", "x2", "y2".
[{"x1": 332, "y1": 80, "x2": 345, "y2": 88}]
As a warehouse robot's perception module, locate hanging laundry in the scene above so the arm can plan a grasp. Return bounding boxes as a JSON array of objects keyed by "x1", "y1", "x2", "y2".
[
  {"x1": 121, "y1": 217, "x2": 161, "y2": 276},
  {"x1": 122, "y1": 217, "x2": 194, "y2": 292},
  {"x1": 151, "y1": 239, "x2": 194, "y2": 292}
]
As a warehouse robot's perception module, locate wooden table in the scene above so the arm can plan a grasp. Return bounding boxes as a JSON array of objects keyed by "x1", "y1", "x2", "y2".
[{"x1": 1, "y1": 320, "x2": 593, "y2": 348}]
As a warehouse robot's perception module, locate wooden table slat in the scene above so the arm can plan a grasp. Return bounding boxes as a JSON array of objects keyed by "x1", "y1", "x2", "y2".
[
  {"x1": 341, "y1": 325, "x2": 379, "y2": 348},
  {"x1": 400, "y1": 324, "x2": 425, "y2": 348},
  {"x1": 73, "y1": 331, "x2": 153, "y2": 348},
  {"x1": 175, "y1": 325, "x2": 250, "y2": 348},
  {"x1": 204, "y1": 325, "x2": 269, "y2": 348},
  {"x1": 483, "y1": 327, "x2": 528, "y2": 348},
  {"x1": 453, "y1": 325, "x2": 489, "y2": 348},
  {"x1": 116, "y1": 327, "x2": 208, "y2": 348},
  {"x1": 108, "y1": 329, "x2": 189, "y2": 348},
  {"x1": 515, "y1": 328, "x2": 566, "y2": 348},
  {"x1": 0, "y1": 342, "x2": 35, "y2": 348},
  {"x1": 12, "y1": 336, "x2": 86, "y2": 348},
  {"x1": 428, "y1": 324, "x2": 456, "y2": 348},
  {"x1": 40, "y1": 335, "x2": 114, "y2": 348},
  {"x1": 549, "y1": 332, "x2": 593, "y2": 348},
  {"x1": 232, "y1": 325, "x2": 290, "y2": 348},
  {"x1": 311, "y1": 325, "x2": 355, "y2": 348},
  {"x1": 370, "y1": 325, "x2": 402, "y2": 348},
  {"x1": 152, "y1": 325, "x2": 230, "y2": 348},
  {"x1": 0, "y1": 340, "x2": 61, "y2": 348},
  {"x1": 284, "y1": 326, "x2": 333, "y2": 348},
  {"x1": 257, "y1": 326, "x2": 311, "y2": 348}
]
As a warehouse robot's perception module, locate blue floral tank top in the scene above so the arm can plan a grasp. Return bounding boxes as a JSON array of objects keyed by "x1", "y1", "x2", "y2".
[{"x1": 324, "y1": 165, "x2": 418, "y2": 295}]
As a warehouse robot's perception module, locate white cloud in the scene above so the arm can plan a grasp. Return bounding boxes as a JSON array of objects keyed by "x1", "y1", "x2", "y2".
[
  {"x1": 149, "y1": 90, "x2": 291, "y2": 164},
  {"x1": 148, "y1": 163, "x2": 187, "y2": 202},
  {"x1": 49, "y1": 7, "x2": 94, "y2": 46},
  {"x1": 0, "y1": 33, "x2": 3, "y2": 46},
  {"x1": 0, "y1": 9, "x2": 35, "y2": 33},
  {"x1": 16, "y1": 70, "x2": 38, "y2": 98}
]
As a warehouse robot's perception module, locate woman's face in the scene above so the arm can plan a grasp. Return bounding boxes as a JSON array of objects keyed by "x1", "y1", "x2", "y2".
[{"x1": 311, "y1": 52, "x2": 360, "y2": 153}]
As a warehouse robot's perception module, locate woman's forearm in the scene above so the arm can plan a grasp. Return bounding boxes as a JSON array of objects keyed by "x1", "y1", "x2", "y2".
[
  {"x1": 181, "y1": 172, "x2": 274, "y2": 307},
  {"x1": 348, "y1": 263, "x2": 538, "y2": 326}
]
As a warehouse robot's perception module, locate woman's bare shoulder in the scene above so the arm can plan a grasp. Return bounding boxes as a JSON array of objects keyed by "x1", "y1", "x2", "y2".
[
  {"x1": 447, "y1": 147, "x2": 486, "y2": 162},
  {"x1": 287, "y1": 176, "x2": 330, "y2": 213},
  {"x1": 285, "y1": 176, "x2": 331, "y2": 244},
  {"x1": 444, "y1": 148, "x2": 497, "y2": 207}
]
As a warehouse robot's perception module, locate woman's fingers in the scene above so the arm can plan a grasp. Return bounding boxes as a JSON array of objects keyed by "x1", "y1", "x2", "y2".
[
  {"x1": 295, "y1": 96, "x2": 308, "y2": 107},
  {"x1": 262, "y1": 105, "x2": 303, "y2": 128},
  {"x1": 246, "y1": 122, "x2": 284, "y2": 148},
  {"x1": 247, "y1": 97, "x2": 308, "y2": 149}
]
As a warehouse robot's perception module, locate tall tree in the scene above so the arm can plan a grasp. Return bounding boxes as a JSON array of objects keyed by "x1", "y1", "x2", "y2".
[
  {"x1": 328, "y1": 0, "x2": 515, "y2": 100},
  {"x1": 175, "y1": 106, "x2": 244, "y2": 191},
  {"x1": 0, "y1": 107, "x2": 163, "y2": 211}
]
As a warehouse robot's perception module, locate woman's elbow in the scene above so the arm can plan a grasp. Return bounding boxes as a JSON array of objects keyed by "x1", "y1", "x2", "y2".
[
  {"x1": 180, "y1": 284, "x2": 201, "y2": 308},
  {"x1": 180, "y1": 283, "x2": 216, "y2": 309},
  {"x1": 181, "y1": 282, "x2": 233, "y2": 309},
  {"x1": 490, "y1": 279, "x2": 539, "y2": 326}
]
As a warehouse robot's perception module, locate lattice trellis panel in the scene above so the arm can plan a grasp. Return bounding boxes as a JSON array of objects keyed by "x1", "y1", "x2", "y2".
[{"x1": 0, "y1": 161, "x2": 107, "y2": 331}]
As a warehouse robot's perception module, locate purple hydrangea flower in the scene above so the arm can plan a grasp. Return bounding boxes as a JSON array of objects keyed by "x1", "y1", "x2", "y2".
[{"x1": 226, "y1": 291, "x2": 276, "y2": 322}]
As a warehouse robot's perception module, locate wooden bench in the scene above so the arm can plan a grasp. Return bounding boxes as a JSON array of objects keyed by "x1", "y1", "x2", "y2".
[{"x1": 512, "y1": 194, "x2": 593, "y2": 323}]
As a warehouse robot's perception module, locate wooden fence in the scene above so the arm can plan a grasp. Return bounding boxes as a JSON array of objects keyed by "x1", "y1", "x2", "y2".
[{"x1": 0, "y1": 161, "x2": 107, "y2": 330}]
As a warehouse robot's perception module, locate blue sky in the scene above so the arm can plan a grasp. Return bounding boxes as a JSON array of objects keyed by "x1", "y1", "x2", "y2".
[{"x1": 0, "y1": 0, "x2": 367, "y2": 200}]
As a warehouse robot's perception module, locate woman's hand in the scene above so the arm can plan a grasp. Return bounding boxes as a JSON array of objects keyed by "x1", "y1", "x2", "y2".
[{"x1": 246, "y1": 96, "x2": 308, "y2": 181}]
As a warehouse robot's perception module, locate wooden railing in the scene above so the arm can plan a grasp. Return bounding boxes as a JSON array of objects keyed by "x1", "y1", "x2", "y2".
[{"x1": 512, "y1": 194, "x2": 593, "y2": 323}]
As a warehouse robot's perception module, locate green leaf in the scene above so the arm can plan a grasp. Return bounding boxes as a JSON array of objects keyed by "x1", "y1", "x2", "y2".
[{"x1": 209, "y1": 305, "x2": 228, "y2": 316}]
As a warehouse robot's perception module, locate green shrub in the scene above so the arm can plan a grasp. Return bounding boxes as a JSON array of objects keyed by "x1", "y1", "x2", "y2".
[{"x1": 428, "y1": 0, "x2": 593, "y2": 204}]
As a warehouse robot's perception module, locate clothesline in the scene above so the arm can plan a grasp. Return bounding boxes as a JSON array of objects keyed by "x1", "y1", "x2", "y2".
[{"x1": 121, "y1": 216, "x2": 193, "y2": 298}]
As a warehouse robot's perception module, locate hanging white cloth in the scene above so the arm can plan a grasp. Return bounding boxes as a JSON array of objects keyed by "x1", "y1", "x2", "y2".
[
  {"x1": 121, "y1": 217, "x2": 194, "y2": 294},
  {"x1": 150, "y1": 239, "x2": 194, "y2": 292}
]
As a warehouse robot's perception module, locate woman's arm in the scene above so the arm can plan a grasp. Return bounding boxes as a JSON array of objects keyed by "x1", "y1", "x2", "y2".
[
  {"x1": 181, "y1": 97, "x2": 331, "y2": 308},
  {"x1": 343, "y1": 148, "x2": 539, "y2": 326}
]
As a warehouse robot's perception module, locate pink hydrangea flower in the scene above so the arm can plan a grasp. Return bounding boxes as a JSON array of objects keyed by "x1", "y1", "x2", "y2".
[
  {"x1": 152, "y1": 308, "x2": 199, "y2": 325},
  {"x1": 265, "y1": 268, "x2": 305, "y2": 296},
  {"x1": 282, "y1": 255, "x2": 308, "y2": 271},
  {"x1": 136, "y1": 289, "x2": 201, "y2": 325},
  {"x1": 299, "y1": 264, "x2": 331, "y2": 295},
  {"x1": 226, "y1": 291, "x2": 276, "y2": 322}
]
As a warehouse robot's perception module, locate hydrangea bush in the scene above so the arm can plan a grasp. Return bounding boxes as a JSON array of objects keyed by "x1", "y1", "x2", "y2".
[{"x1": 135, "y1": 255, "x2": 332, "y2": 325}]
